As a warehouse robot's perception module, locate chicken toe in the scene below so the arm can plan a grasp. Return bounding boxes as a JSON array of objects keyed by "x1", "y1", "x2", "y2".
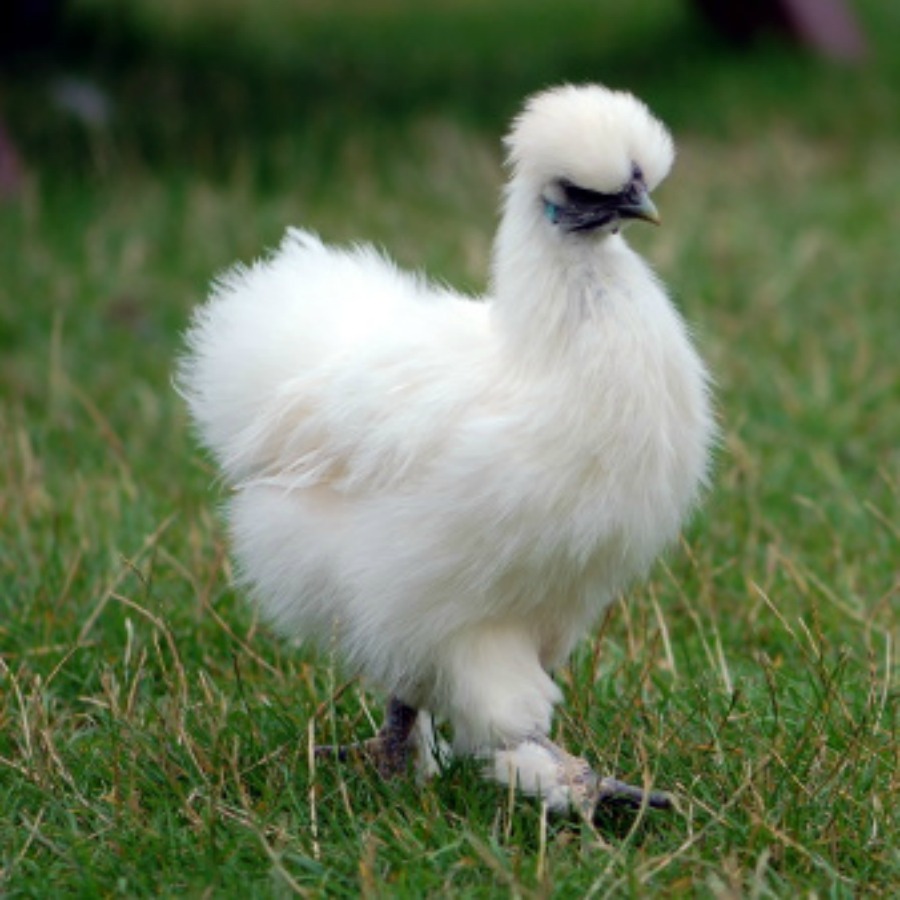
[
  {"x1": 316, "y1": 697, "x2": 418, "y2": 778},
  {"x1": 490, "y1": 733, "x2": 671, "y2": 819}
]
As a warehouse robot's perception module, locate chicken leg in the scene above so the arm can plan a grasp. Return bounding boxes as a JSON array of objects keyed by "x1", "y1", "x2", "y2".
[
  {"x1": 489, "y1": 733, "x2": 671, "y2": 819},
  {"x1": 318, "y1": 696, "x2": 671, "y2": 819},
  {"x1": 532, "y1": 733, "x2": 670, "y2": 812},
  {"x1": 315, "y1": 696, "x2": 419, "y2": 778}
]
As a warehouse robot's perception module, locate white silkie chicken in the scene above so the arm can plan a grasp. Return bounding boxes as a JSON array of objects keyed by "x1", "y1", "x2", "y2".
[{"x1": 180, "y1": 84, "x2": 714, "y2": 818}]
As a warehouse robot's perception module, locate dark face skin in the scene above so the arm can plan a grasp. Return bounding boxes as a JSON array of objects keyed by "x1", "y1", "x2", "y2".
[{"x1": 542, "y1": 165, "x2": 659, "y2": 234}]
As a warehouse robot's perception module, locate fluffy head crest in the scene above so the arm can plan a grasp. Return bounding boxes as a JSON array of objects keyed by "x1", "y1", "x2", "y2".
[{"x1": 505, "y1": 84, "x2": 674, "y2": 194}]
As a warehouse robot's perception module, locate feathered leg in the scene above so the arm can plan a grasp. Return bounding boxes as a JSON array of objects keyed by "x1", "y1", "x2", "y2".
[
  {"x1": 317, "y1": 698, "x2": 669, "y2": 816},
  {"x1": 490, "y1": 734, "x2": 671, "y2": 819},
  {"x1": 438, "y1": 625, "x2": 671, "y2": 818}
]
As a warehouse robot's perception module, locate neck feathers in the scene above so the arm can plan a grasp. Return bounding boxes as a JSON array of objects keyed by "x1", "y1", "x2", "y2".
[{"x1": 489, "y1": 189, "x2": 657, "y2": 369}]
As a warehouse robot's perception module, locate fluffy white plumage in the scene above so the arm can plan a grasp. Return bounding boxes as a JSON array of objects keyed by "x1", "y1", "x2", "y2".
[{"x1": 180, "y1": 84, "x2": 714, "y2": 810}]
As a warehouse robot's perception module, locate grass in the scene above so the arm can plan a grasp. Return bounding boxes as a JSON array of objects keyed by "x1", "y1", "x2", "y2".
[{"x1": 1, "y1": 0, "x2": 897, "y2": 895}]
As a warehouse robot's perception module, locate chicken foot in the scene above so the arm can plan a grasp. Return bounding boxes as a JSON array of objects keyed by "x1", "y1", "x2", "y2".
[
  {"x1": 317, "y1": 699, "x2": 671, "y2": 819},
  {"x1": 315, "y1": 696, "x2": 419, "y2": 778},
  {"x1": 490, "y1": 733, "x2": 672, "y2": 820}
]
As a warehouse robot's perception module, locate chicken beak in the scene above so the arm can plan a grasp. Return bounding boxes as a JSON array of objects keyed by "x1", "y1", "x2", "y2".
[{"x1": 619, "y1": 190, "x2": 661, "y2": 226}]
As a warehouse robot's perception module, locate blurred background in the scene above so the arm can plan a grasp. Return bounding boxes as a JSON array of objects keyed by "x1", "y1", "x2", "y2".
[
  {"x1": 2, "y1": 0, "x2": 896, "y2": 408},
  {"x1": 1, "y1": 1, "x2": 897, "y2": 895},
  {"x1": 3, "y1": 0, "x2": 896, "y2": 586}
]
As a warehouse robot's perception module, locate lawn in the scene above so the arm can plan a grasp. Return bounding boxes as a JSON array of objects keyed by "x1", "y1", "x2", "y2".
[{"x1": 1, "y1": 0, "x2": 897, "y2": 896}]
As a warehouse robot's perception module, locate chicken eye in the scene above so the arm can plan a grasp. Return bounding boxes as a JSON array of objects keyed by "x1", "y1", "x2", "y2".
[{"x1": 560, "y1": 181, "x2": 609, "y2": 208}]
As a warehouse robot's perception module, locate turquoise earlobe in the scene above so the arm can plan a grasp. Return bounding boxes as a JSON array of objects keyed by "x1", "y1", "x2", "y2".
[{"x1": 544, "y1": 200, "x2": 560, "y2": 224}]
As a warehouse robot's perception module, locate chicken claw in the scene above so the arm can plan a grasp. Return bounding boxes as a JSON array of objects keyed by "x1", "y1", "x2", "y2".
[
  {"x1": 318, "y1": 702, "x2": 670, "y2": 819},
  {"x1": 495, "y1": 733, "x2": 672, "y2": 821},
  {"x1": 595, "y1": 775, "x2": 672, "y2": 811},
  {"x1": 315, "y1": 697, "x2": 418, "y2": 778}
]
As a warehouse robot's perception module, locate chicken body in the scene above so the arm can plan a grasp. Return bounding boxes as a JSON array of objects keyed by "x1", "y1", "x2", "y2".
[{"x1": 181, "y1": 85, "x2": 714, "y2": 811}]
